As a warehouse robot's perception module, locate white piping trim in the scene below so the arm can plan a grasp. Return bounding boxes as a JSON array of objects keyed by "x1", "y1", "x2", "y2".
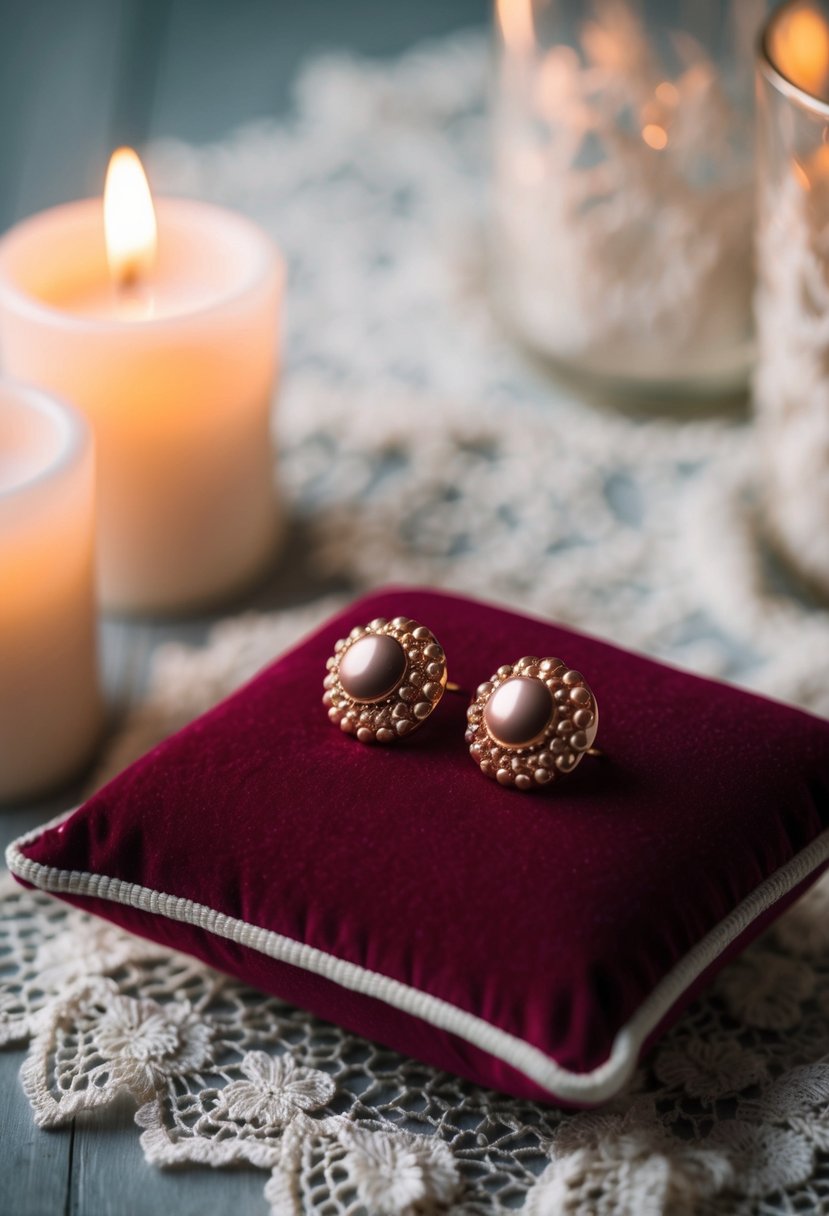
[{"x1": 7, "y1": 819, "x2": 829, "y2": 1104}]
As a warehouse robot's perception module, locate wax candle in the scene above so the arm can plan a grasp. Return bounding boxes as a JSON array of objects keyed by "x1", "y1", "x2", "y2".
[
  {"x1": 0, "y1": 150, "x2": 284, "y2": 613},
  {"x1": 0, "y1": 381, "x2": 101, "y2": 801}
]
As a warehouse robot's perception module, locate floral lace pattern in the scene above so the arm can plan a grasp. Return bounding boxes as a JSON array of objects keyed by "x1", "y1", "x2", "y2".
[
  {"x1": 3, "y1": 29, "x2": 829, "y2": 1215},
  {"x1": 3, "y1": 861, "x2": 829, "y2": 1214}
]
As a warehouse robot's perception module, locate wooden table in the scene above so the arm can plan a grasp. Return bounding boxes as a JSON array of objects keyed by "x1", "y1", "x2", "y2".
[{"x1": 0, "y1": 2, "x2": 484, "y2": 1211}]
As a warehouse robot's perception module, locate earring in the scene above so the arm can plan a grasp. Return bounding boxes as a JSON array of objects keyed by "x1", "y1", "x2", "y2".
[
  {"x1": 466, "y1": 656, "x2": 598, "y2": 790},
  {"x1": 323, "y1": 616, "x2": 448, "y2": 743}
]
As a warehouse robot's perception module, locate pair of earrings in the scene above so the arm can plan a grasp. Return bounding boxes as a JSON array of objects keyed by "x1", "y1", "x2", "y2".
[{"x1": 323, "y1": 616, "x2": 599, "y2": 792}]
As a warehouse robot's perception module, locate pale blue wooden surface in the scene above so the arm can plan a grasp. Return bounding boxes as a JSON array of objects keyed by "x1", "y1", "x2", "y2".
[{"x1": 0, "y1": 2, "x2": 485, "y2": 1211}]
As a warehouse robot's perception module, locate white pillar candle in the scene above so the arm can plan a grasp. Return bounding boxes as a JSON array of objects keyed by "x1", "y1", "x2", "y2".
[
  {"x1": 0, "y1": 152, "x2": 284, "y2": 613},
  {"x1": 0, "y1": 381, "x2": 101, "y2": 801}
]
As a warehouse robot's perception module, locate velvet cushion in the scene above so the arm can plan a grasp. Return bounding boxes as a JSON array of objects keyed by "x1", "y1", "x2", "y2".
[{"x1": 9, "y1": 587, "x2": 829, "y2": 1106}]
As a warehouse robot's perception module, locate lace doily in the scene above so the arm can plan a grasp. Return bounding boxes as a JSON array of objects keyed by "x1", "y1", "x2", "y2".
[
  {"x1": 4, "y1": 30, "x2": 829, "y2": 1215},
  {"x1": 145, "y1": 29, "x2": 829, "y2": 718},
  {"x1": 5, "y1": 713, "x2": 829, "y2": 1216}
]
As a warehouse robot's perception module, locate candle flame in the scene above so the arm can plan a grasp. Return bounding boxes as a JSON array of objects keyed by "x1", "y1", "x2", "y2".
[
  {"x1": 104, "y1": 148, "x2": 157, "y2": 288},
  {"x1": 496, "y1": 0, "x2": 535, "y2": 53}
]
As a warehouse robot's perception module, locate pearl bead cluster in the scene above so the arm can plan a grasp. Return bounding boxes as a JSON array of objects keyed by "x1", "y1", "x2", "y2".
[
  {"x1": 323, "y1": 617, "x2": 447, "y2": 743},
  {"x1": 466, "y1": 656, "x2": 598, "y2": 791}
]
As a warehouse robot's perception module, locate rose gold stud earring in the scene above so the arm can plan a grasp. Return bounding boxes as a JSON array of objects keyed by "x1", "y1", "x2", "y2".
[
  {"x1": 466, "y1": 656, "x2": 599, "y2": 790},
  {"x1": 323, "y1": 616, "x2": 450, "y2": 743}
]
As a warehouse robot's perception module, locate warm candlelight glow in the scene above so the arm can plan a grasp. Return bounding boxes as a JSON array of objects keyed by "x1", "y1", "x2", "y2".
[
  {"x1": 0, "y1": 155, "x2": 282, "y2": 613},
  {"x1": 793, "y1": 142, "x2": 829, "y2": 191},
  {"x1": 769, "y1": 3, "x2": 829, "y2": 99},
  {"x1": 655, "y1": 81, "x2": 679, "y2": 107},
  {"x1": 642, "y1": 123, "x2": 668, "y2": 151},
  {"x1": 793, "y1": 158, "x2": 811, "y2": 191},
  {"x1": 104, "y1": 147, "x2": 157, "y2": 288},
  {"x1": 496, "y1": 0, "x2": 535, "y2": 53}
]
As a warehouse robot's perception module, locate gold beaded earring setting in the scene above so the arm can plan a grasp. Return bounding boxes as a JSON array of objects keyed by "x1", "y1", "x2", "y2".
[
  {"x1": 466, "y1": 656, "x2": 598, "y2": 790},
  {"x1": 323, "y1": 616, "x2": 448, "y2": 743}
]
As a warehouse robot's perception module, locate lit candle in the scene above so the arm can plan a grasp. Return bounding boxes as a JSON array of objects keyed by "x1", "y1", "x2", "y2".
[
  {"x1": 0, "y1": 149, "x2": 284, "y2": 613},
  {"x1": 0, "y1": 381, "x2": 101, "y2": 801}
]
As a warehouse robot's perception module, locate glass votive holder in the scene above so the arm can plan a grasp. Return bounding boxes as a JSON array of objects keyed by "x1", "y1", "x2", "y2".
[
  {"x1": 755, "y1": 0, "x2": 829, "y2": 596},
  {"x1": 0, "y1": 380, "x2": 102, "y2": 801},
  {"x1": 489, "y1": 0, "x2": 765, "y2": 397}
]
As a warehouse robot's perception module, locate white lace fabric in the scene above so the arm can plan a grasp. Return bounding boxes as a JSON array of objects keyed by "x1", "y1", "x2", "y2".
[
  {"x1": 4, "y1": 847, "x2": 829, "y2": 1214},
  {"x1": 3, "y1": 30, "x2": 829, "y2": 1215}
]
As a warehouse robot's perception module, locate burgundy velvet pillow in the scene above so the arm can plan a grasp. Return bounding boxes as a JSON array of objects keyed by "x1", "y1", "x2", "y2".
[{"x1": 8, "y1": 588, "x2": 829, "y2": 1106}]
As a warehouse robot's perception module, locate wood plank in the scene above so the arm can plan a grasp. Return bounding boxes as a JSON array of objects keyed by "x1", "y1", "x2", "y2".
[
  {"x1": 148, "y1": 0, "x2": 486, "y2": 141},
  {"x1": 0, "y1": 1051, "x2": 71, "y2": 1216},
  {"x1": 106, "y1": 0, "x2": 174, "y2": 151},
  {"x1": 69, "y1": 1095, "x2": 268, "y2": 1216},
  {"x1": 0, "y1": 0, "x2": 134, "y2": 230}
]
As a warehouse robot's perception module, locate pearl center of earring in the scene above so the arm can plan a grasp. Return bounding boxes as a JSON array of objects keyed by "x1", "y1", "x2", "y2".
[
  {"x1": 483, "y1": 676, "x2": 554, "y2": 747},
  {"x1": 339, "y1": 634, "x2": 407, "y2": 702}
]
